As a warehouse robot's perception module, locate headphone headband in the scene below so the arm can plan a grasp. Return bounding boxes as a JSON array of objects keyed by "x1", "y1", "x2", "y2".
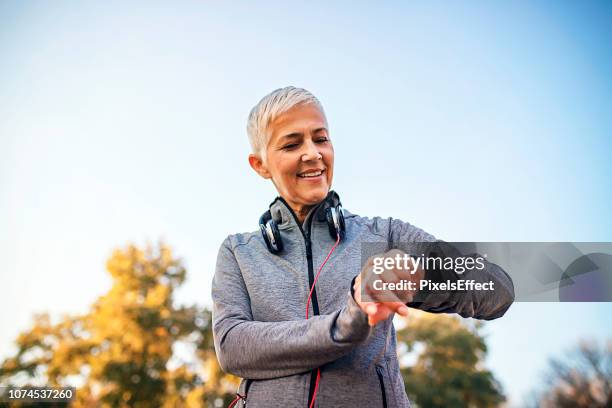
[{"x1": 259, "y1": 191, "x2": 345, "y2": 254}]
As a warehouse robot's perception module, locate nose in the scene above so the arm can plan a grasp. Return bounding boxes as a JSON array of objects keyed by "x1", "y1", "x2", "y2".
[{"x1": 301, "y1": 139, "x2": 322, "y2": 161}]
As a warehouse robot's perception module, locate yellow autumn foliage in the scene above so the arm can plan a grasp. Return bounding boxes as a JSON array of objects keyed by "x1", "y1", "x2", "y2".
[{"x1": 0, "y1": 242, "x2": 238, "y2": 407}]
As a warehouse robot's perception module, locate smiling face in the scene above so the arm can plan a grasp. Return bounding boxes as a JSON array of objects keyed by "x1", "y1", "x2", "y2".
[{"x1": 248, "y1": 103, "x2": 334, "y2": 222}]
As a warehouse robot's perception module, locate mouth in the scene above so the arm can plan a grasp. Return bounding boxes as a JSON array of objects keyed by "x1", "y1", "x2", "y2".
[{"x1": 297, "y1": 169, "x2": 326, "y2": 179}]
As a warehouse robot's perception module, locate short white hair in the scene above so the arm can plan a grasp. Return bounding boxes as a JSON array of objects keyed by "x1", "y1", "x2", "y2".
[{"x1": 247, "y1": 86, "x2": 326, "y2": 159}]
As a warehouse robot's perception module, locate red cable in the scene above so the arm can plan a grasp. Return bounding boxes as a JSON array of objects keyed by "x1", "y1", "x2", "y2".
[
  {"x1": 228, "y1": 393, "x2": 244, "y2": 408},
  {"x1": 309, "y1": 368, "x2": 321, "y2": 408},
  {"x1": 306, "y1": 234, "x2": 341, "y2": 320},
  {"x1": 306, "y1": 234, "x2": 341, "y2": 408}
]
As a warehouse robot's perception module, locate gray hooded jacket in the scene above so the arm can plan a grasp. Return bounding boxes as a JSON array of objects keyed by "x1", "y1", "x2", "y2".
[{"x1": 212, "y1": 193, "x2": 514, "y2": 407}]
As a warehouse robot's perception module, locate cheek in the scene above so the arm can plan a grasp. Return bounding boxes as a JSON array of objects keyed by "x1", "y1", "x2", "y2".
[
  {"x1": 324, "y1": 149, "x2": 334, "y2": 171},
  {"x1": 274, "y1": 157, "x2": 298, "y2": 182}
]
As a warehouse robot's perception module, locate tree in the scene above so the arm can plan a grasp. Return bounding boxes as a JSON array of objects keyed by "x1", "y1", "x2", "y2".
[
  {"x1": 396, "y1": 310, "x2": 505, "y2": 408},
  {"x1": 0, "y1": 243, "x2": 238, "y2": 407},
  {"x1": 537, "y1": 340, "x2": 611, "y2": 408}
]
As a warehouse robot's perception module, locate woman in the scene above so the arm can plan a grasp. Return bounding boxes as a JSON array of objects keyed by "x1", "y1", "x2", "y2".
[{"x1": 212, "y1": 87, "x2": 514, "y2": 408}]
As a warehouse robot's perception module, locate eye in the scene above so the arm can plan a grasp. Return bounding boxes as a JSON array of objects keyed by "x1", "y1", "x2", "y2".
[
  {"x1": 282, "y1": 143, "x2": 299, "y2": 150},
  {"x1": 315, "y1": 137, "x2": 329, "y2": 143}
]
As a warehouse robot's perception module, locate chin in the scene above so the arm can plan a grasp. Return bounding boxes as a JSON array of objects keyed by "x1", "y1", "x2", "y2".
[{"x1": 303, "y1": 187, "x2": 330, "y2": 203}]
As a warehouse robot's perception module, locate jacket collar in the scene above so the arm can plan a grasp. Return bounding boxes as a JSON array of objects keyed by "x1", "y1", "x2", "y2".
[{"x1": 269, "y1": 190, "x2": 341, "y2": 229}]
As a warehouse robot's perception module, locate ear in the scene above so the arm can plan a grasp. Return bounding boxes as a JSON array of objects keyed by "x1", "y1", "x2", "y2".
[{"x1": 248, "y1": 153, "x2": 272, "y2": 179}]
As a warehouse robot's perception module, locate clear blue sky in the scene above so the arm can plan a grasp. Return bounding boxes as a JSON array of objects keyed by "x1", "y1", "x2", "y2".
[{"x1": 1, "y1": 2, "x2": 611, "y2": 406}]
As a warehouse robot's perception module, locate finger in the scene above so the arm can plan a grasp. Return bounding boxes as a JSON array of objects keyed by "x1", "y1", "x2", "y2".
[
  {"x1": 368, "y1": 305, "x2": 388, "y2": 326},
  {"x1": 368, "y1": 302, "x2": 409, "y2": 325},
  {"x1": 363, "y1": 302, "x2": 390, "y2": 326},
  {"x1": 364, "y1": 281, "x2": 410, "y2": 316},
  {"x1": 363, "y1": 302, "x2": 380, "y2": 326},
  {"x1": 366, "y1": 301, "x2": 409, "y2": 324},
  {"x1": 382, "y1": 301, "x2": 410, "y2": 317},
  {"x1": 365, "y1": 303, "x2": 377, "y2": 315}
]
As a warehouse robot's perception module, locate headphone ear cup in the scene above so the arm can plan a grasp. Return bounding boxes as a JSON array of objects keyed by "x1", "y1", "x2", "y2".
[
  {"x1": 337, "y1": 205, "x2": 345, "y2": 240},
  {"x1": 268, "y1": 219, "x2": 283, "y2": 253},
  {"x1": 259, "y1": 212, "x2": 284, "y2": 254},
  {"x1": 259, "y1": 219, "x2": 283, "y2": 254},
  {"x1": 326, "y1": 205, "x2": 345, "y2": 241}
]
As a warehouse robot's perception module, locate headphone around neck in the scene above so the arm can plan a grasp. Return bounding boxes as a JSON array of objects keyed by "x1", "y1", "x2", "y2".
[{"x1": 259, "y1": 193, "x2": 346, "y2": 254}]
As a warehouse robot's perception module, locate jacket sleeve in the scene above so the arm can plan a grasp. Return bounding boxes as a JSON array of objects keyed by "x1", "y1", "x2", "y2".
[
  {"x1": 211, "y1": 237, "x2": 371, "y2": 380},
  {"x1": 389, "y1": 219, "x2": 515, "y2": 320}
]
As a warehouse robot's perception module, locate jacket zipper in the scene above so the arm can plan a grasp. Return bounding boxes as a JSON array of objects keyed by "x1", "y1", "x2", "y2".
[
  {"x1": 277, "y1": 198, "x2": 320, "y2": 408},
  {"x1": 304, "y1": 211, "x2": 319, "y2": 407},
  {"x1": 376, "y1": 366, "x2": 388, "y2": 408}
]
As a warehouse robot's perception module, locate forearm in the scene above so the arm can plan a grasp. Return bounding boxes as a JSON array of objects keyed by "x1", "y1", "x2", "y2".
[
  {"x1": 408, "y1": 257, "x2": 515, "y2": 320},
  {"x1": 213, "y1": 291, "x2": 370, "y2": 379}
]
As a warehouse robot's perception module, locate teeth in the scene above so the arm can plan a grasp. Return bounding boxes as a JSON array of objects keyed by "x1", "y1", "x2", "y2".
[{"x1": 299, "y1": 171, "x2": 323, "y2": 178}]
